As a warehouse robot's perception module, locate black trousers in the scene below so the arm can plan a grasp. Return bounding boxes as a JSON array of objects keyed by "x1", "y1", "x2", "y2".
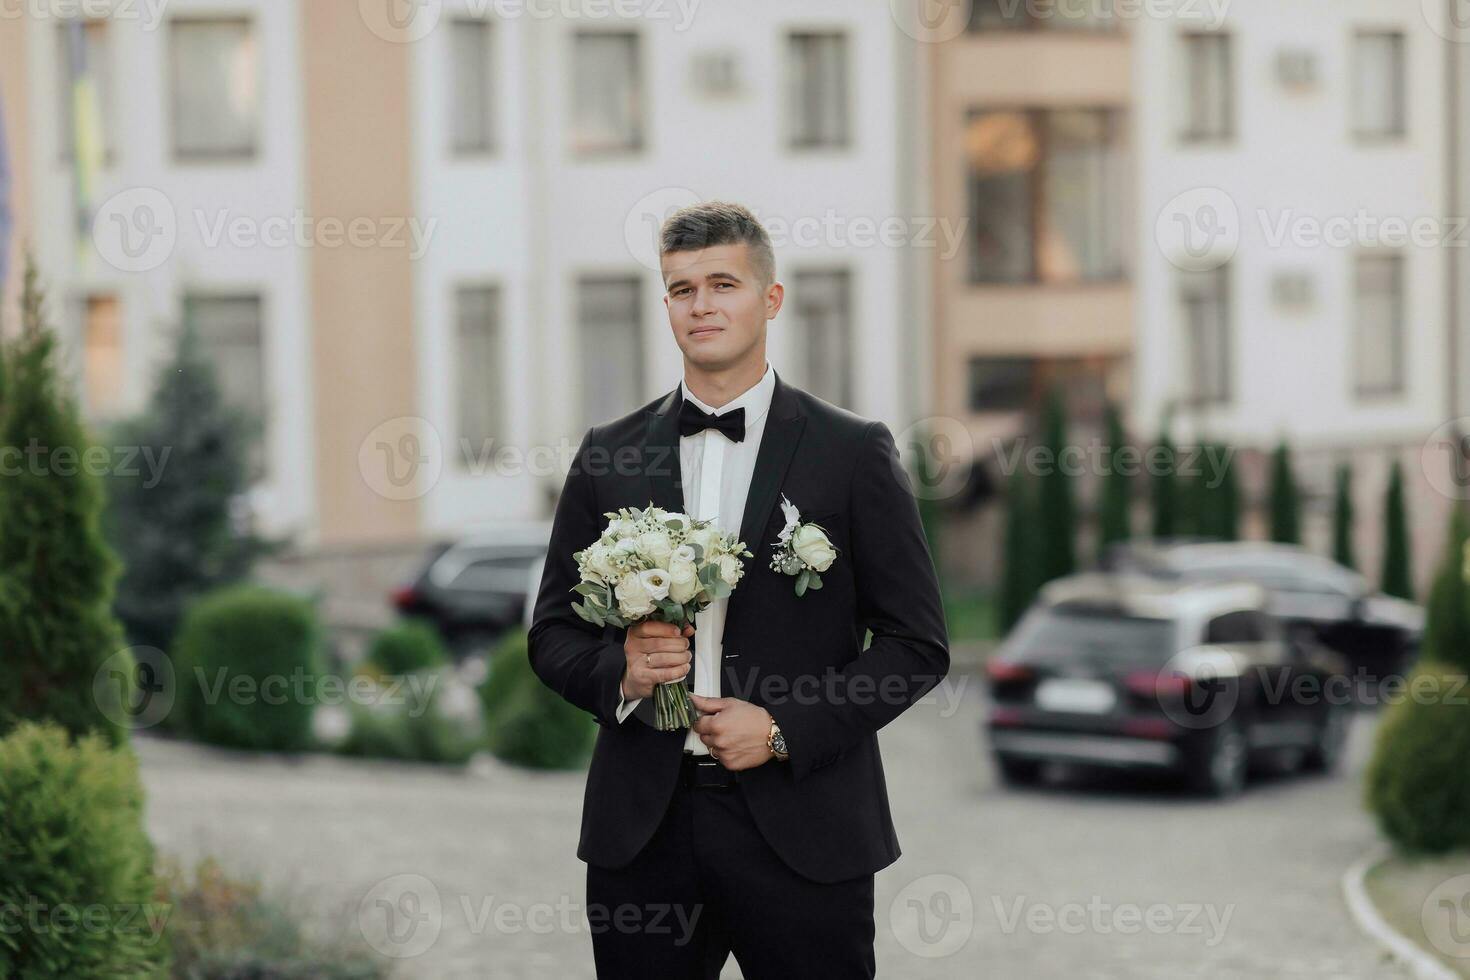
[{"x1": 585, "y1": 757, "x2": 876, "y2": 979}]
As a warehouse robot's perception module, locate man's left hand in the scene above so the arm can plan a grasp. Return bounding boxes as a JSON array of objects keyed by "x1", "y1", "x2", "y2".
[{"x1": 689, "y1": 695, "x2": 773, "y2": 771}]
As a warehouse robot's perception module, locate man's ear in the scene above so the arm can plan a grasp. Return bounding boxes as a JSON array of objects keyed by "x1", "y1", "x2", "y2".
[{"x1": 764, "y1": 281, "x2": 784, "y2": 320}]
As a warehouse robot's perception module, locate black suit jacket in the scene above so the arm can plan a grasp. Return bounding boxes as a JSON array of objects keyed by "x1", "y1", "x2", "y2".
[{"x1": 528, "y1": 369, "x2": 949, "y2": 884}]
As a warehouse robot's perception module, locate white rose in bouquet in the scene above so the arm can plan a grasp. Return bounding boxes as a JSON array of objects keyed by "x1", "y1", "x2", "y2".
[{"x1": 570, "y1": 502, "x2": 754, "y2": 730}]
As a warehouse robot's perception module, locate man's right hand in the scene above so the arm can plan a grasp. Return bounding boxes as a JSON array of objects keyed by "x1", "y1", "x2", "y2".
[{"x1": 621, "y1": 621, "x2": 695, "y2": 701}]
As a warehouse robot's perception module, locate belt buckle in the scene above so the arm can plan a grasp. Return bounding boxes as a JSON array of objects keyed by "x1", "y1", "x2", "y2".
[{"x1": 682, "y1": 752, "x2": 733, "y2": 790}]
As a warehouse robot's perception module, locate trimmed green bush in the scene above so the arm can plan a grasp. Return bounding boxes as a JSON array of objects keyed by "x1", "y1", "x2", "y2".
[
  {"x1": 1422, "y1": 507, "x2": 1470, "y2": 672},
  {"x1": 1364, "y1": 663, "x2": 1470, "y2": 853},
  {"x1": 1036, "y1": 389, "x2": 1075, "y2": 583},
  {"x1": 158, "y1": 857, "x2": 386, "y2": 979},
  {"x1": 999, "y1": 471, "x2": 1040, "y2": 634},
  {"x1": 482, "y1": 630, "x2": 596, "y2": 770},
  {"x1": 1331, "y1": 462, "x2": 1356, "y2": 570},
  {"x1": 1150, "y1": 424, "x2": 1178, "y2": 539},
  {"x1": 338, "y1": 667, "x2": 481, "y2": 765},
  {"x1": 365, "y1": 619, "x2": 448, "y2": 676},
  {"x1": 172, "y1": 586, "x2": 322, "y2": 752},
  {"x1": 1095, "y1": 400, "x2": 1131, "y2": 562},
  {"x1": 0, "y1": 721, "x2": 169, "y2": 977}
]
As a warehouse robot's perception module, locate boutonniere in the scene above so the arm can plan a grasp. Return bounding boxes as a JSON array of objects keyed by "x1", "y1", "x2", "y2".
[{"x1": 769, "y1": 494, "x2": 839, "y2": 596}]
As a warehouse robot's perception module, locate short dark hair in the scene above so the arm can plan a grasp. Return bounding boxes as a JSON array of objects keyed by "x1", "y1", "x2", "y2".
[{"x1": 658, "y1": 201, "x2": 776, "y2": 289}]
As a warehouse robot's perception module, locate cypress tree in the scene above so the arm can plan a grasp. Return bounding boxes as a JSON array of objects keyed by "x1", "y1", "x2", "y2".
[
  {"x1": 1096, "y1": 400, "x2": 1131, "y2": 562},
  {"x1": 0, "y1": 260, "x2": 132, "y2": 745},
  {"x1": 1268, "y1": 440, "x2": 1301, "y2": 544},
  {"x1": 1151, "y1": 425, "x2": 1178, "y2": 539},
  {"x1": 1000, "y1": 469, "x2": 1041, "y2": 633},
  {"x1": 104, "y1": 317, "x2": 275, "y2": 657},
  {"x1": 1332, "y1": 461, "x2": 1356, "y2": 570},
  {"x1": 1037, "y1": 389, "x2": 1075, "y2": 582},
  {"x1": 1381, "y1": 460, "x2": 1413, "y2": 600}
]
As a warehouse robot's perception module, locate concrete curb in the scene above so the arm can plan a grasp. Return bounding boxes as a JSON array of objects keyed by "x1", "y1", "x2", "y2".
[{"x1": 1342, "y1": 844, "x2": 1458, "y2": 980}]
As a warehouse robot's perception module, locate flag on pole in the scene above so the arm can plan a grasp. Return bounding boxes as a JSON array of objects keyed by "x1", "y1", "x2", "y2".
[
  {"x1": 65, "y1": 20, "x2": 105, "y2": 257},
  {"x1": 0, "y1": 79, "x2": 12, "y2": 291}
]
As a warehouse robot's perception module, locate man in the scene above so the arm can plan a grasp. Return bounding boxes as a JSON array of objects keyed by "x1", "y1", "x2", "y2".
[{"x1": 528, "y1": 201, "x2": 949, "y2": 978}]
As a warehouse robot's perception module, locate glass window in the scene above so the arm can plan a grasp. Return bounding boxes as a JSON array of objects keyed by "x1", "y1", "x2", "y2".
[
  {"x1": 1006, "y1": 608, "x2": 1179, "y2": 667},
  {"x1": 455, "y1": 285, "x2": 503, "y2": 467},
  {"x1": 449, "y1": 19, "x2": 494, "y2": 154},
  {"x1": 1354, "y1": 253, "x2": 1404, "y2": 397},
  {"x1": 578, "y1": 276, "x2": 644, "y2": 428},
  {"x1": 791, "y1": 269, "x2": 852, "y2": 408},
  {"x1": 965, "y1": 108, "x2": 1123, "y2": 284},
  {"x1": 570, "y1": 32, "x2": 642, "y2": 153},
  {"x1": 1180, "y1": 264, "x2": 1231, "y2": 405},
  {"x1": 184, "y1": 293, "x2": 266, "y2": 478},
  {"x1": 56, "y1": 20, "x2": 114, "y2": 163},
  {"x1": 1353, "y1": 32, "x2": 1405, "y2": 139},
  {"x1": 1181, "y1": 33, "x2": 1232, "y2": 141},
  {"x1": 170, "y1": 18, "x2": 258, "y2": 160},
  {"x1": 787, "y1": 32, "x2": 849, "y2": 149}
]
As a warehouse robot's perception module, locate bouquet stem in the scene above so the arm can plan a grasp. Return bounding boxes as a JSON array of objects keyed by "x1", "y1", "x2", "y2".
[{"x1": 653, "y1": 680, "x2": 694, "y2": 731}]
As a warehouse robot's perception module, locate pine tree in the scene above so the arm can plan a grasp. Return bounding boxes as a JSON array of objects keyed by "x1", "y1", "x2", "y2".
[
  {"x1": 1209, "y1": 443, "x2": 1241, "y2": 541},
  {"x1": 1268, "y1": 440, "x2": 1301, "y2": 544},
  {"x1": 1000, "y1": 469, "x2": 1041, "y2": 633},
  {"x1": 1096, "y1": 400, "x2": 1131, "y2": 562},
  {"x1": 0, "y1": 260, "x2": 132, "y2": 745},
  {"x1": 1037, "y1": 389, "x2": 1075, "y2": 583},
  {"x1": 1332, "y1": 461, "x2": 1356, "y2": 570},
  {"x1": 1422, "y1": 506, "x2": 1470, "y2": 670},
  {"x1": 1381, "y1": 460, "x2": 1413, "y2": 600},
  {"x1": 103, "y1": 317, "x2": 277, "y2": 657},
  {"x1": 1151, "y1": 416, "x2": 1178, "y2": 539}
]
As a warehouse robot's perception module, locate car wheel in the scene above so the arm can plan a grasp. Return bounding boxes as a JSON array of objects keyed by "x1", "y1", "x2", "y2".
[
  {"x1": 1188, "y1": 720, "x2": 1248, "y2": 798},
  {"x1": 994, "y1": 753, "x2": 1043, "y2": 787},
  {"x1": 1303, "y1": 702, "x2": 1349, "y2": 774}
]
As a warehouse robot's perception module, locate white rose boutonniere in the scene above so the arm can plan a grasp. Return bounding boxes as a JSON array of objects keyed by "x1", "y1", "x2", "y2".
[{"x1": 768, "y1": 493, "x2": 839, "y2": 596}]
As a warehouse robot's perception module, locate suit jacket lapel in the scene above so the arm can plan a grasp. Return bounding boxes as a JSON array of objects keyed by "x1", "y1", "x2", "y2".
[{"x1": 643, "y1": 386, "x2": 687, "y2": 515}]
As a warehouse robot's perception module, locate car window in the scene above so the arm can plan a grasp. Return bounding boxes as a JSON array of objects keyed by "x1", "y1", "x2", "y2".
[
  {"x1": 448, "y1": 555, "x2": 539, "y2": 592},
  {"x1": 1203, "y1": 609, "x2": 1267, "y2": 644},
  {"x1": 1006, "y1": 608, "x2": 1179, "y2": 666}
]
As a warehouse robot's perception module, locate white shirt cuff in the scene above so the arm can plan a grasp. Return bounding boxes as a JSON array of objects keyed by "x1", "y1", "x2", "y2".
[{"x1": 615, "y1": 690, "x2": 643, "y2": 724}]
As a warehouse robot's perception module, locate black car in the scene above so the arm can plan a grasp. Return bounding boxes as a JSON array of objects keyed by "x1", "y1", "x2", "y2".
[
  {"x1": 391, "y1": 522, "x2": 551, "y2": 657},
  {"x1": 1100, "y1": 540, "x2": 1424, "y2": 694},
  {"x1": 985, "y1": 573, "x2": 1351, "y2": 797}
]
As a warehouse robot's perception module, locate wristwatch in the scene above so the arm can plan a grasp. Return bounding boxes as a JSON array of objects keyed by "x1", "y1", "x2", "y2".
[{"x1": 767, "y1": 718, "x2": 789, "y2": 761}]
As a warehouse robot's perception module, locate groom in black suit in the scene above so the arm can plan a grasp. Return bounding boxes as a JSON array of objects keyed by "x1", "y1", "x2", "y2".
[{"x1": 529, "y1": 201, "x2": 949, "y2": 978}]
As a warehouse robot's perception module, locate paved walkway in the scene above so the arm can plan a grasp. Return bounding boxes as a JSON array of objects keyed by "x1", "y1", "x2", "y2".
[{"x1": 137, "y1": 669, "x2": 1407, "y2": 978}]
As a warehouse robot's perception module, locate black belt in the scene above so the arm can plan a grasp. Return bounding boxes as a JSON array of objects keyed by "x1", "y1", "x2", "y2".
[{"x1": 680, "y1": 751, "x2": 736, "y2": 789}]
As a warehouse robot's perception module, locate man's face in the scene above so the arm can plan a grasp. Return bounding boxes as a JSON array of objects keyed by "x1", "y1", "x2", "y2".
[{"x1": 660, "y1": 242, "x2": 781, "y2": 371}]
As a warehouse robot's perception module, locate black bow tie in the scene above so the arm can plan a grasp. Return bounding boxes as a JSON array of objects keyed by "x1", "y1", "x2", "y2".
[{"x1": 678, "y1": 399, "x2": 746, "y2": 442}]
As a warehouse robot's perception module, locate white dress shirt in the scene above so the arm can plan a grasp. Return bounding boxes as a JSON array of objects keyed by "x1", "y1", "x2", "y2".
[{"x1": 615, "y1": 360, "x2": 777, "y2": 754}]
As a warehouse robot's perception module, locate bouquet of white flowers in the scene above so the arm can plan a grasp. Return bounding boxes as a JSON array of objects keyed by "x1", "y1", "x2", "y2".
[{"x1": 570, "y1": 503, "x2": 753, "y2": 730}]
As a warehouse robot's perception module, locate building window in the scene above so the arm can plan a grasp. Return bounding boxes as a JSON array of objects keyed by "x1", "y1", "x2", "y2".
[
  {"x1": 449, "y1": 19, "x2": 495, "y2": 155},
  {"x1": 1354, "y1": 253, "x2": 1404, "y2": 398},
  {"x1": 184, "y1": 293, "x2": 266, "y2": 477},
  {"x1": 1181, "y1": 32, "x2": 1232, "y2": 142},
  {"x1": 73, "y1": 293, "x2": 124, "y2": 419},
  {"x1": 1180, "y1": 265, "x2": 1230, "y2": 406},
  {"x1": 577, "y1": 276, "x2": 643, "y2": 428},
  {"x1": 455, "y1": 285, "x2": 503, "y2": 466},
  {"x1": 1352, "y1": 31, "x2": 1405, "y2": 139},
  {"x1": 967, "y1": 357, "x2": 1035, "y2": 413},
  {"x1": 787, "y1": 32, "x2": 849, "y2": 149},
  {"x1": 570, "y1": 32, "x2": 642, "y2": 154},
  {"x1": 966, "y1": 0, "x2": 1115, "y2": 31},
  {"x1": 791, "y1": 269, "x2": 852, "y2": 409},
  {"x1": 56, "y1": 20, "x2": 114, "y2": 164},
  {"x1": 170, "y1": 18, "x2": 259, "y2": 161},
  {"x1": 965, "y1": 108, "x2": 1123, "y2": 284}
]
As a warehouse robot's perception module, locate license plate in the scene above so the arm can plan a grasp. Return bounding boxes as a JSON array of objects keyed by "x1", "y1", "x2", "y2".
[{"x1": 1035, "y1": 678, "x2": 1116, "y2": 714}]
